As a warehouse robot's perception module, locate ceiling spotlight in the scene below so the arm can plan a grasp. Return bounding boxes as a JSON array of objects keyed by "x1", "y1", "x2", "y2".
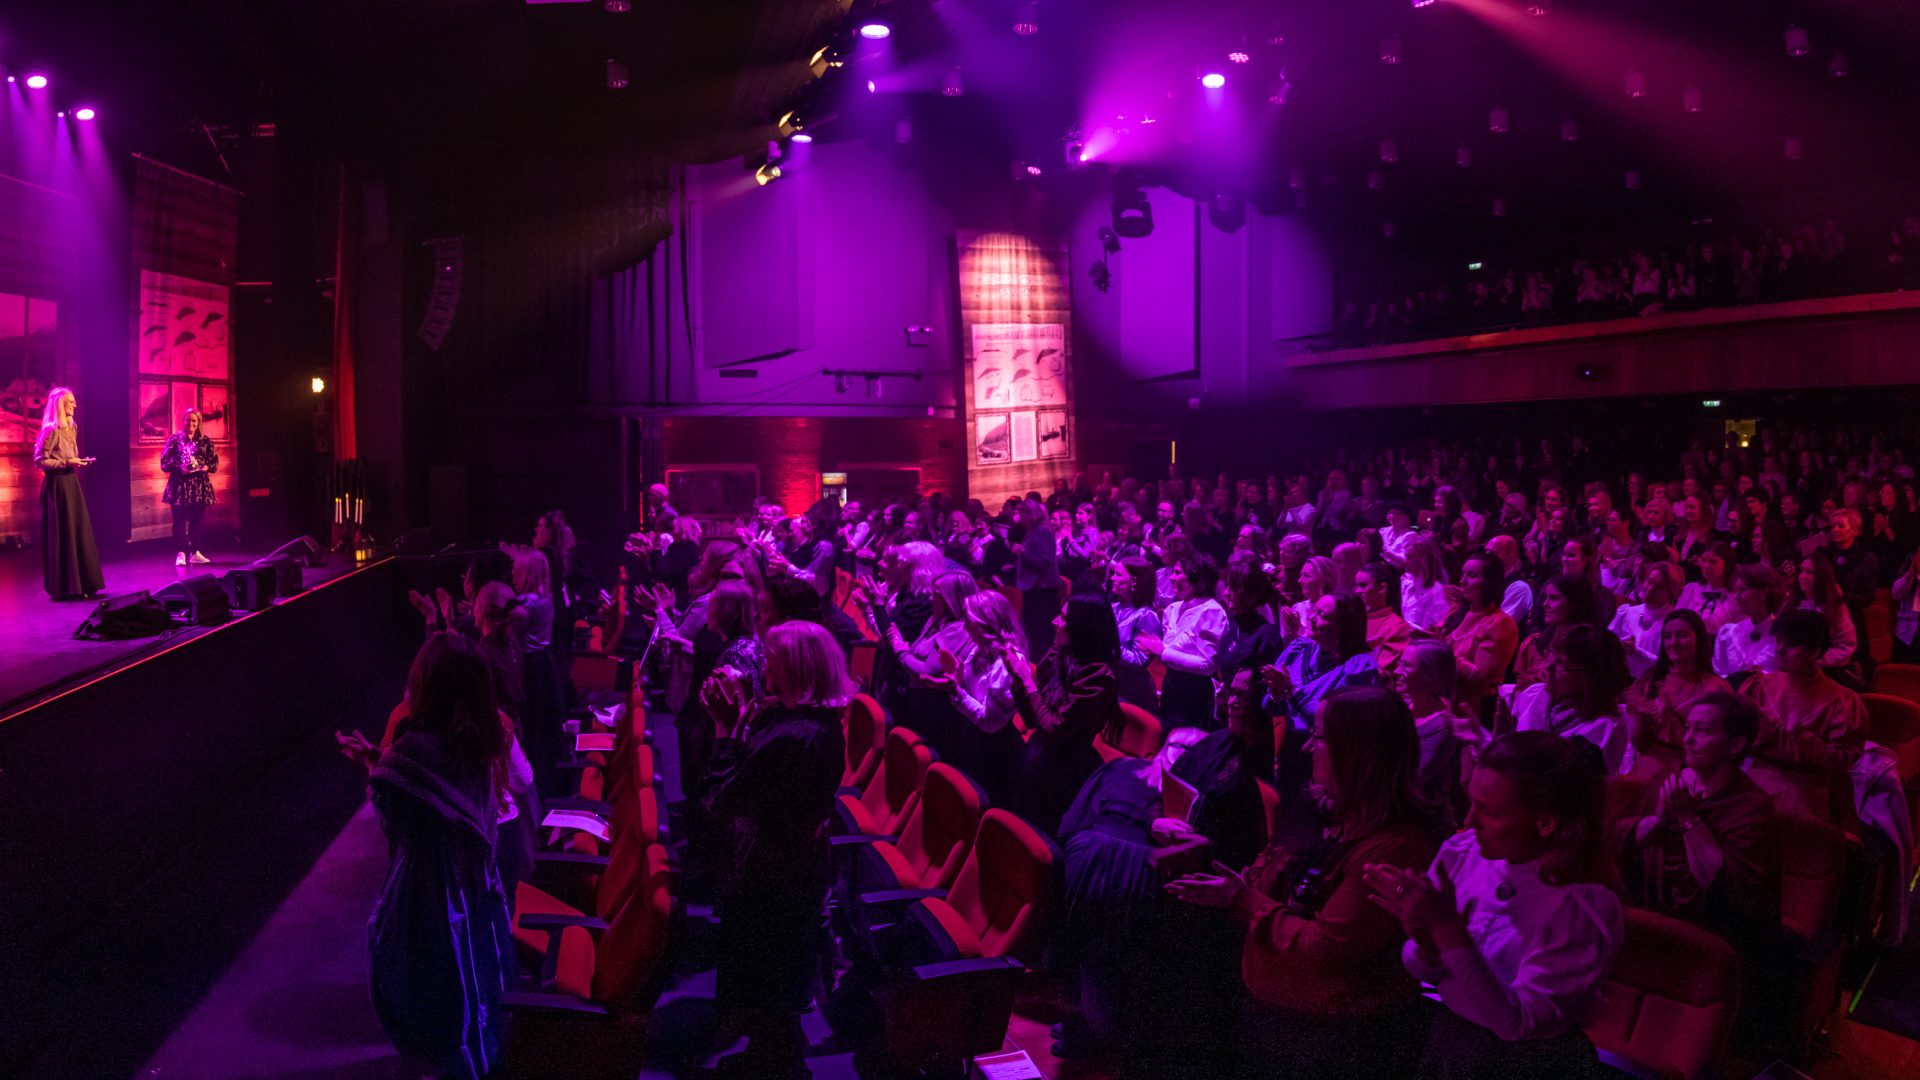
[
  {"x1": 604, "y1": 0, "x2": 630, "y2": 10},
  {"x1": 866, "y1": 79, "x2": 876, "y2": 93},
  {"x1": 1228, "y1": 50, "x2": 1250, "y2": 64},
  {"x1": 1267, "y1": 77, "x2": 1291, "y2": 105},
  {"x1": 1785, "y1": 25, "x2": 1810, "y2": 58},
  {"x1": 1783, "y1": 136, "x2": 1803, "y2": 160},
  {"x1": 1208, "y1": 194, "x2": 1246, "y2": 233},
  {"x1": 1624, "y1": 68, "x2": 1647, "y2": 98},
  {"x1": 606, "y1": 59, "x2": 628, "y2": 89},
  {"x1": 1525, "y1": 0, "x2": 1550, "y2": 14},
  {"x1": 1827, "y1": 50, "x2": 1848, "y2": 78},
  {"x1": 25, "y1": 74, "x2": 49, "y2": 90},
  {"x1": 1380, "y1": 37, "x2": 1402, "y2": 65},
  {"x1": 1456, "y1": 143, "x2": 1472, "y2": 167},
  {"x1": 1378, "y1": 138, "x2": 1397, "y2": 163},
  {"x1": 1682, "y1": 84, "x2": 1703, "y2": 113},
  {"x1": 1488, "y1": 107, "x2": 1509, "y2": 133},
  {"x1": 56, "y1": 110, "x2": 66, "y2": 119},
  {"x1": 755, "y1": 162, "x2": 782, "y2": 186},
  {"x1": 942, "y1": 67, "x2": 964, "y2": 97},
  {"x1": 1013, "y1": 1, "x2": 1039, "y2": 35},
  {"x1": 1560, "y1": 116, "x2": 1580, "y2": 142},
  {"x1": 1366, "y1": 169, "x2": 1383, "y2": 190},
  {"x1": 1027, "y1": 164, "x2": 1043, "y2": 176},
  {"x1": 1491, "y1": 197, "x2": 1506, "y2": 218},
  {"x1": 1411, "y1": 0, "x2": 1437, "y2": 7},
  {"x1": 1063, "y1": 129, "x2": 1087, "y2": 167},
  {"x1": 858, "y1": 21, "x2": 891, "y2": 40},
  {"x1": 4, "y1": 77, "x2": 12, "y2": 84},
  {"x1": 1200, "y1": 71, "x2": 1226, "y2": 89},
  {"x1": 74, "y1": 107, "x2": 96, "y2": 121},
  {"x1": 791, "y1": 131, "x2": 813, "y2": 143}
]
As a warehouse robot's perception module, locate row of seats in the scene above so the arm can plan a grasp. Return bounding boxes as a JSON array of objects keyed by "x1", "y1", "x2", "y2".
[
  {"x1": 496, "y1": 662, "x2": 678, "y2": 1080},
  {"x1": 826, "y1": 702, "x2": 1061, "y2": 1073}
]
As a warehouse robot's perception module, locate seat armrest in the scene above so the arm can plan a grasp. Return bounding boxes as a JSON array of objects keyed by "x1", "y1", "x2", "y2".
[
  {"x1": 532, "y1": 851, "x2": 611, "y2": 871},
  {"x1": 1592, "y1": 1049, "x2": 1666, "y2": 1080},
  {"x1": 497, "y1": 990, "x2": 611, "y2": 1018},
  {"x1": 519, "y1": 912, "x2": 610, "y2": 934},
  {"x1": 860, "y1": 888, "x2": 946, "y2": 905},
  {"x1": 910, "y1": 956, "x2": 1023, "y2": 982},
  {"x1": 831, "y1": 833, "x2": 897, "y2": 847}
]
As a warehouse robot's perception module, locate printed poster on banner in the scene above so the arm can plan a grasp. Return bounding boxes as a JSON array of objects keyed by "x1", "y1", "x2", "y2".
[{"x1": 972, "y1": 323, "x2": 1067, "y2": 410}]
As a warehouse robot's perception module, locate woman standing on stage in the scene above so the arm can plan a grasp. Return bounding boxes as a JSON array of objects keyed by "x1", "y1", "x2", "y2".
[
  {"x1": 34, "y1": 387, "x2": 103, "y2": 600},
  {"x1": 160, "y1": 407, "x2": 218, "y2": 567}
]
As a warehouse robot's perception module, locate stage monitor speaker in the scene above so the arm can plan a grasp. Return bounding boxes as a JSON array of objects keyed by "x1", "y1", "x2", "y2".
[
  {"x1": 222, "y1": 564, "x2": 279, "y2": 611},
  {"x1": 267, "y1": 534, "x2": 324, "y2": 567},
  {"x1": 258, "y1": 555, "x2": 304, "y2": 597},
  {"x1": 73, "y1": 591, "x2": 172, "y2": 641},
  {"x1": 155, "y1": 575, "x2": 232, "y2": 627}
]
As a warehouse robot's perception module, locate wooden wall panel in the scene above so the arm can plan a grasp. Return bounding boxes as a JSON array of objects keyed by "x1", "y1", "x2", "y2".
[{"x1": 1283, "y1": 291, "x2": 1920, "y2": 410}]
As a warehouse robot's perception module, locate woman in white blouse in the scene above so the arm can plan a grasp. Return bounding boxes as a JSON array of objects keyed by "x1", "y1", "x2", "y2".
[
  {"x1": 1365, "y1": 730, "x2": 1623, "y2": 1076},
  {"x1": 1400, "y1": 537, "x2": 1452, "y2": 635},
  {"x1": 1135, "y1": 554, "x2": 1226, "y2": 730},
  {"x1": 932, "y1": 589, "x2": 1027, "y2": 805},
  {"x1": 1713, "y1": 563, "x2": 1783, "y2": 682},
  {"x1": 1607, "y1": 561, "x2": 1682, "y2": 678},
  {"x1": 1677, "y1": 541, "x2": 1740, "y2": 634},
  {"x1": 1508, "y1": 625, "x2": 1637, "y2": 776}
]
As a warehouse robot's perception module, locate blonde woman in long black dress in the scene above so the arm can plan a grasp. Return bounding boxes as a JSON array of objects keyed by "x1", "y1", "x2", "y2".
[
  {"x1": 160, "y1": 407, "x2": 218, "y2": 566},
  {"x1": 34, "y1": 387, "x2": 103, "y2": 600}
]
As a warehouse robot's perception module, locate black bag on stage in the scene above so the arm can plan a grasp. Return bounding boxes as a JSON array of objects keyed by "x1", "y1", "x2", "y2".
[{"x1": 73, "y1": 591, "x2": 174, "y2": 641}]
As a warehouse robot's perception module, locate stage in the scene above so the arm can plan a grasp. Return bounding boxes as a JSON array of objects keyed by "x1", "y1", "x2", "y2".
[
  {"x1": 0, "y1": 541, "x2": 358, "y2": 721},
  {"x1": 0, "y1": 544, "x2": 424, "y2": 1076}
]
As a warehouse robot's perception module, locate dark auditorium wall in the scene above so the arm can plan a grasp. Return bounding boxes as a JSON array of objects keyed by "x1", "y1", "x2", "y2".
[{"x1": 662, "y1": 415, "x2": 964, "y2": 514}]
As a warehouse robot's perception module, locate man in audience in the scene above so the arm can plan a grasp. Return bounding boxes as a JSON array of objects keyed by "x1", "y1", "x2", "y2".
[
  {"x1": 1713, "y1": 564, "x2": 1783, "y2": 682},
  {"x1": 1379, "y1": 503, "x2": 1418, "y2": 566}
]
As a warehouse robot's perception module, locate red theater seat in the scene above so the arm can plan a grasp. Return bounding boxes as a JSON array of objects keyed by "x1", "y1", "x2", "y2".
[
  {"x1": 843, "y1": 763, "x2": 984, "y2": 894},
  {"x1": 1094, "y1": 702, "x2": 1165, "y2": 763},
  {"x1": 1584, "y1": 909, "x2": 1740, "y2": 1080},
  {"x1": 841, "y1": 693, "x2": 886, "y2": 789},
  {"x1": 498, "y1": 844, "x2": 674, "y2": 1079},
  {"x1": 838, "y1": 726, "x2": 931, "y2": 837},
  {"x1": 873, "y1": 809, "x2": 1058, "y2": 1072}
]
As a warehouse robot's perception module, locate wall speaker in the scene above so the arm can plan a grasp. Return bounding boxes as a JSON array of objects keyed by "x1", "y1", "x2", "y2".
[{"x1": 155, "y1": 575, "x2": 232, "y2": 627}]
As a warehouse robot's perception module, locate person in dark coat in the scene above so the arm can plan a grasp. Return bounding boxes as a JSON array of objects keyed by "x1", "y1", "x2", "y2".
[
  {"x1": 34, "y1": 387, "x2": 103, "y2": 599},
  {"x1": 1009, "y1": 594, "x2": 1123, "y2": 835},
  {"x1": 344, "y1": 633, "x2": 515, "y2": 1080},
  {"x1": 696, "y1": 620, "x2": 853, "y2": 1080},
  {"x1": 159, "y1": 406, "x2": 218, "y2": 566},
  {"x1": 1013, "y1": 498, "x2": 1062, "y2": 668}
]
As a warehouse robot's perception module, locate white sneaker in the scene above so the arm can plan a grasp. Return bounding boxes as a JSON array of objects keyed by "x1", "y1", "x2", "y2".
[
  {"x1": 175, "y1": 552, "x2": 187, "y2": 567},
  {"x1": 191, "y1": 552, "x2": 210, "y2": 565}
]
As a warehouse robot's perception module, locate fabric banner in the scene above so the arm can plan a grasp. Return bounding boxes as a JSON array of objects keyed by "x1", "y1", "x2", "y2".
[
  {"x1": 129, "y1": 157, "x2": 241, "y2": 544},
  {"x1": 955, "y1": 231, "x2": 1077, "y2": 505}
]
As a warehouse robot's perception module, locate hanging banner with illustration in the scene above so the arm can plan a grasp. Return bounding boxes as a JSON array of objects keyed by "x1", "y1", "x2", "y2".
[
  {"x1": 131, "y1": 270, "x2": 237, "y2": 541},
  {"x1": 955, "y1": 231, "x2": 1077, "y2": 504}
]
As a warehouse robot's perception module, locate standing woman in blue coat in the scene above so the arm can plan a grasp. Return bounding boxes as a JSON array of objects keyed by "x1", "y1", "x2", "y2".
[{"x1": 160, "y1": 407, "x2": 218, "y2": 567}]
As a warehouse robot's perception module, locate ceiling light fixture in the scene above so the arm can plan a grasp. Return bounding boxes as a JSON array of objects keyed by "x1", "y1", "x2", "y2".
[
  {"x1": 25, "y1": 74, "x2": 48, "y2": 90},
  {"x1": 1200, "y1": 71, "x2": 1226, "y2": 89},
  {"x1": 1013, "y1": 2, "x2": 1039, "y2": 36},
  {"x1": 858, "y1": 21, "x2": 890, "y2": 40}
]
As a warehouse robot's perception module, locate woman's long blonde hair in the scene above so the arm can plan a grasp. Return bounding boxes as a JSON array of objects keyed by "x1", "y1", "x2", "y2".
[
  {"x1": 179, "y1": 407, "x2": 202, "y2": 437},
  {"x1": 41, "y1": 387, "x2": 75, "y2": 430}
]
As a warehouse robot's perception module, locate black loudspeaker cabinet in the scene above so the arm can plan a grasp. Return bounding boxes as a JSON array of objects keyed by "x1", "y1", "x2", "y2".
[
  {"x1": 222, "y1": 564, "x2": 279, "y2": 611},
  {"x1": 258, "y1": 555, "x2": 304, "y2": 597},
  {"x1": 154, "y1": 575, "x2": 232, "y2": 626},
  {"x1": 266, "y1": 534, "x2": 324, "y2": 567},
  {"x1": 73, "y1": 591, "x2": 173, "y2": 640}
]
